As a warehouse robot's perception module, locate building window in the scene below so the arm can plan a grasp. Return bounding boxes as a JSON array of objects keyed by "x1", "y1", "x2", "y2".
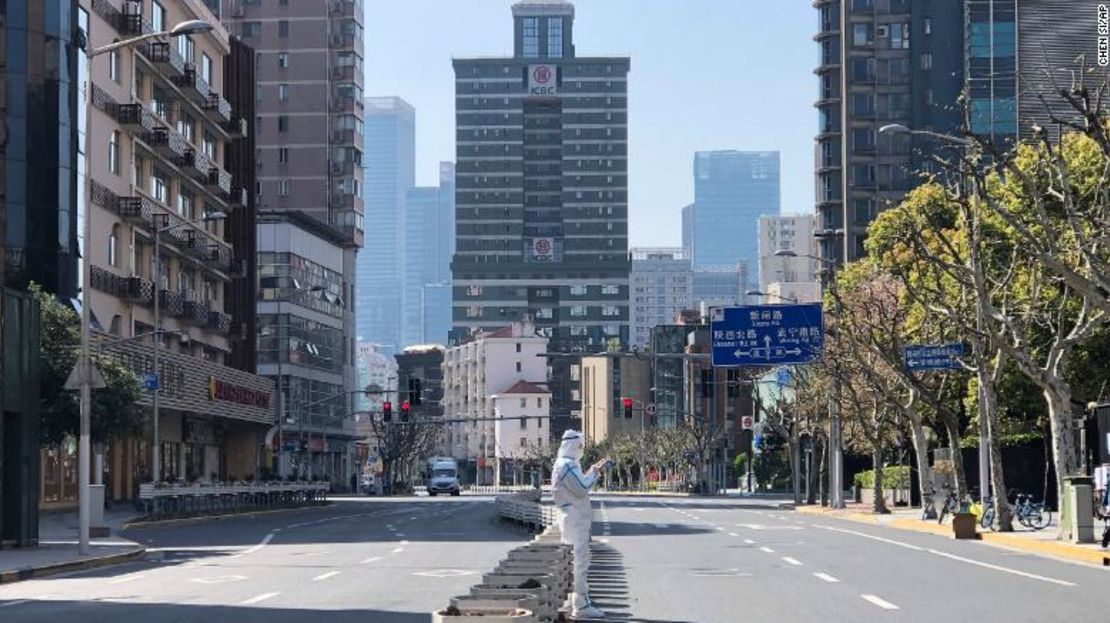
[
  {"x1": 177, "y1": 189, "x2": 194, "y2": 218},
  {"x1": 602, "y1": 284, "x2": 619, "y2": 295},
  {"x1": 520, "y1": 437, "x2": 528, "y2": 447},
  {"x1": 202, "y1": 132, "x2": 216, "y2": 158},
  {"x1": 516, "y1": 342, "x2": 521, "y2": 353},
  {"x1": 515, "y1": 361, "x2": 522, "y2": 372},
  {"x1": 278, "y1": 115, "x2": 289, "y2": 132},
  {"x1": 152, "y1": 1, "x2": 166, "y2": 32},
  {"x1": 279, "y1": 20, "x2": 289, "y2": 37},
  {"x1": 279, "y1": 179, "x2": 291, "y2": 196},
  {"x1": 242, "y1": 22, "x2": 261, "y2": 37},
  {"x1": 278, "y1": 147, "x2": 289, "y2": 164},
  {"x1": 570, "y1": 285, "x2": 587, "y2": 295},
  {"x1": 177, "y1": 113, "x2": 194, "y2": 144},
  {"x1": 570, "y1": 305, "x2": 586, "y2": 317},
  {"x1": 920, "y1": 53, "x2": 933, "y2": 71},
  {"x1": 108, "y1": 225, "x2": 120, "y2": 267},
  {"x1": 890, "y1": 22, "x2": 909, "y2": 49},
  {"x1": 278, "y1": 84, "x2": 289, "y2": 101},
  {"x1": 602, "y1": 305, "x2": 619, "y2": 316},
  {"x1": 152, "y1": 169, "x2": 169, "y2": 204},
  {"x1": 108, "y1": 131, "x2": 120, "y2": 175},
  {"x1": 278, "y1": 52, "x2": 289, "y2": 68},
  {"x1": 108, "y1": 315, "x2": 122, "y2": 336},
  {"x1": 547, "y1": 17, "x2": 563, "y2": 57},
  {"x1": 201, "y1": 53, "x2": 213, "y2": 85},
  {"x1": 520, "y1": 398, "x2": 527, "y2": 408},
  {"x1": 522, "y1": 17, "x2": 539, "y2": 58},
  {"x1": 177, "y1": 34, "x2": 194, "y2": 65},
  {"x1": 852, "y1": 23, "x2": 872, "y2": 46},
  {"x1": 108, "y1": 49, "x2": 120, "y2": 83}
]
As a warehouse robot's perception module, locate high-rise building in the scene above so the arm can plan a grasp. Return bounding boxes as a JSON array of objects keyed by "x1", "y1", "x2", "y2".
[
  {"x1": 681, "y1": 203, "x2": 694, "y2": 254},
  {"x1": 360, "y1": 97, "x2": 416, "y2": 351},
  {"x1": 757, "y1": 215, "x2": 818, "y2": 302},
  {"x1": 451, "y1": 0, "x2": 631, "y2": 427},
  {"x1": 689, "y1": 151, "x2": 780, "y2": 272},
  {"x1": 629, "y1": 248, "x2": 692, "y2": 348},
  {"x1": 814, "y1": 0, "x2": 964, "y2": 268},
  {"x1": 692, "y1": 265, "x2": 749, "y2": 310},
  {"x1": 80, "y1": 0, "x2": 274, "y2": 504},
  {"x1": 222, "y1": 0, "x2": 364, "y2": 451},
  {"x1": 400, "y1": 163, "x2": 454, "y2": 347},
  {"x1": 580, "y1": 355, "x2": 651, "y2": 445}
]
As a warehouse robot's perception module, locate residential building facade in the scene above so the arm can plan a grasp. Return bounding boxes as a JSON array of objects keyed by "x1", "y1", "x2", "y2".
[
  {"x1": 355, "y1": 341, "x2": 396, "y2": 412},
  {"x1": 441, "y1": 323, "x2": 548, "y2": 485},
  {"x1": 81, "y1": 0, "x2": 273, "y2": 505},
  {"x1": 629, "y1": 248, "x2": 692, "y2": 349},
  {"x1": 689, "y1": 151, "x2": 780, "y2": 272},
  {"x1": 580, "y1": 355, "x2": 651, "y2": 445},
  {"x1": 490, "y1": 381, "x2": 551, "y2": 486},
  {"x1": 360, "y1": 96, "x2": 415, "y2": 351},
  {"x1": 451, "y1": 0, "x2": 632, "y2": 426},
  {"x1": 757, "y1": 214, "x2": 820, "y2": 303}
]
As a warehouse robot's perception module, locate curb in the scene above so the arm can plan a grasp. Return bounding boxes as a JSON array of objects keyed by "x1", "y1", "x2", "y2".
[
  {"x1": 0, "y1": 547, "x2": 146, "y2": 585},
  {"x1": 794, "y1": 505, "x2": 1110, "y2": 567},
  {"x1": 122, "y1": 502, "x2": 333, "y2": 530}
]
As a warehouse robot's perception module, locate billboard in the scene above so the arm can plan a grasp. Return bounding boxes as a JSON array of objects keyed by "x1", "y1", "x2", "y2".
[
  {"x1": 531, "y1": 237, "x2": 555, "y2": 261},
  {"x1": 528, "y1": 64, "x2": 558, "y2": 97}
]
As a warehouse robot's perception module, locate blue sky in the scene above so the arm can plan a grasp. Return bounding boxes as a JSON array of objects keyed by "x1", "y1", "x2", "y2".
[{"x1": 366, "y1": 0, "x2": 816, "y2": 247}]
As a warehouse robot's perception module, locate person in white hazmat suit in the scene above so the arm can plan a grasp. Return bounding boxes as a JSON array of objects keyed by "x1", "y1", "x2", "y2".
[{"x1": 552, "y1": 430, "x2": 609, "y2": 620}]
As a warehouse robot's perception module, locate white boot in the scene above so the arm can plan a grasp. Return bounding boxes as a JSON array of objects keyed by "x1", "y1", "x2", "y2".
[{"x1": 571, "y1": 595, "x2": 606, "y2": 620}]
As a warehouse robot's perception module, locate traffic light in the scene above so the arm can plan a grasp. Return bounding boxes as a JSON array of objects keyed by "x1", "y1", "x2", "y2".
[
  {"x1": 382, "y1": 401, "x2": 392, "y2": 422},
  {"x1": 408, "y1": 378, "x2": 422, "y2": 405},
  {"x1": 401, "y1": 400, "x2": 411, "y2": 422},
  {"x1": 622, "y1": 397, "x2": 633, "y2": 419}
]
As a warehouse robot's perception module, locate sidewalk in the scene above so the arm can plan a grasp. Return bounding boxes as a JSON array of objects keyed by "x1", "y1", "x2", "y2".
[
  {"x1": 0, "y1": 507, "x2": 146, "y2": 585},
  {"x1": 795, "y1": 503, "x2": 1110, "y2": 567}
]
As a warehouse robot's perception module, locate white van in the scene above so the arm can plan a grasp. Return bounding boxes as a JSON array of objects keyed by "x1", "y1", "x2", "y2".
[{"x1": 426, "y1": 459, "x2": 460, "y2": 496}]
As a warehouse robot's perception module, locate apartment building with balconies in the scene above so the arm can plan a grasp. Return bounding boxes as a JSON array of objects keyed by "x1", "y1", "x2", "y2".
[{"x1": 81, "y1": 0, "x2": 272, "y2": 501}]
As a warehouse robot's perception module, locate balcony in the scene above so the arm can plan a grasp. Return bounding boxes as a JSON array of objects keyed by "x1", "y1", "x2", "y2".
[
  {"x1": 204, "y1": 245, "x2": 233, "y2": 271},
  {"x1": 178, "y1": 148, "x2": 214, "y2": 181},
  {"x1": 117, "y1": 12, "x2": 145, "y2": 36},
  {"x1": 146, "y1": 42, "x2": 185, "y2": 78},
  {"x1": 124, "y1": 276, "x2": 155, "y2": 305},
  {"x1": 329, "y1": 159, "x2": 357, "y2": 176},
  {"x1": 159, "y1": 290, "x2": 185, "y2": 318},
  {"x1": 182, "y1": 295, "x2": 209, "y2": 325},
  {"x1": 224, "y1": 117, "x2": 248, "y2": 139},
  {"x1": 183, "y1": 230, "x2": 209, "y2": 259},
  {"x1": 329, "y1": 33, "x2": 360, "y2": 50},
  {"x1": 116, "y1": 196, "x2": 155, "y2": 226},
  {"x1": 330, "y1": 65, "x2": 357, "y2": 82},
  {"x1": 142, "y1": 127, "x2": 188, "y2": 159},
  {"x1": 90, "y1": 266, "x2": 127, "y2": 298},
  {"x1": 330, "y1": 96, "x2": 359, "y2": 113},
  {"x1": 329, "y1": 192, "x2": 360, "y2": 210},
  {"x1": 329, "y1": 129, "x2": 359, "y2": 146},
  {"x1": 329, "y1": 209, "x2": 364, "y2": 246},
  {"x1": 329, "y1": 0, "x2": 361, "y2": 18},
  {"x1": 206, "y1": 310, "x2": 232, "y2": 335},
  {"x1": 203, "y1": 93, "x2": 232, "y2": 123},
  {"x1": 173, "y1": 64, "x2": 211, "y2": 104},
  {"x1": 228, "y1": 185, "x2": 248, "y2": 208},
  {"x1": 206, "y1": 167, "x2": 233, "y2": 197},
  {"x1": 117, "y1": 103, "x2": 156, "y2": 132}
]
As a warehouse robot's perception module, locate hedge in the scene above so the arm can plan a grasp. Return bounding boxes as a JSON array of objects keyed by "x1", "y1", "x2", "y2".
[{"x1": 852, "y1": 465, "x2": 911, "y2": 490}]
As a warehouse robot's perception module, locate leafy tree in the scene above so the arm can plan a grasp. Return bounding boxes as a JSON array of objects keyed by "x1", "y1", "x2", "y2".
[{"x1": 32, "y1": 284, "x2": 143, "y2": 446}]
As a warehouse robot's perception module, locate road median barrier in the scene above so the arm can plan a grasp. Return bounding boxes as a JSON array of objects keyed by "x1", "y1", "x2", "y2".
[{"x1": 433, "y1": 492, "x2": 572, "y2": 621}]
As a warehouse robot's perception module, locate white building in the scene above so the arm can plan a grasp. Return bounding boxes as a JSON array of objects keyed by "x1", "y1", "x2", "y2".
[
  {"x1": 757, "y1": 215, "x2": 820, "y2": 303},
  {"x1": 441, "y1": 322, "x2": 548, "y2": 484},
  {"x1": 629, "y1": 248, "x2": 692, "y2": 348},
  {"x1": 356, "y1": 342, "x2": 397, "y2": 412},
  {"x1": 491, "y1": 381, "x2": 551, "y2": 486}
]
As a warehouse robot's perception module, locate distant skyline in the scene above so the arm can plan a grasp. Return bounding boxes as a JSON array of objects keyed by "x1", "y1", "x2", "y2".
[{"x1": 365, "y1": 0, "x2": 815, "y2": 247}]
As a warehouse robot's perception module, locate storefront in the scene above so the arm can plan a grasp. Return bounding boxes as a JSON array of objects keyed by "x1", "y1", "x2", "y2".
[{"x1": 41, "y1": 341, "x2": 276, "y2": 507}]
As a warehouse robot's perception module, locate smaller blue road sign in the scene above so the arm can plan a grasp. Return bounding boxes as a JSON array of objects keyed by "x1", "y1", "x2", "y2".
[
  {"x1": 710, "y1": 304, "x2": 824, "y2": 368},
  {"x1": 903, "y1": 343, "x2": 964, "y2": 371}
]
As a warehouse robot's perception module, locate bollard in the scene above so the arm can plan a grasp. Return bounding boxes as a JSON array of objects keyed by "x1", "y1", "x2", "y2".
[{"x1": 432, "y1": 607, "x2": 535, "y2": 622}]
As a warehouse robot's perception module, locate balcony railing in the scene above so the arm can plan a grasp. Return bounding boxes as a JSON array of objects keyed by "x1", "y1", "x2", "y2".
[
  {"x1": 142, "y1": 127, "x2": 188, "y2": 159},
  {"x1": 184, "y1": 230, "x2": 209, "y2": 259},
  {"x1": 329, "y1": 129, "x2": 357, "y2": 145},
  {"x1": 173, "y1": 64, "x2": 212, "y2": 104},
  {"x1": 329, "y1": 209, "x2": 364, "y2": 246},
  {"x1": 205, "y1": 245, "x2": 233, "y2": 271},
  {"x1": 224, "y1": 117, "x2": 248, "y2": 139},
  {"x1": 159, "y1": 290, "x2": 185, "y2": 317},
  {"x1": 182, "y1": 296, "x2": 210, "y2": 325},
  {"x1": 329, "y1": 192, "x2": 359, "y2": 210},
  {"x1": 206, "y1": 167, "x2": 233, "y2": 197},
  {"x1": 117, "y1": 103, "x2": 156, "y2": 132},
  {"x1": 147, "y1": 42, "x2": 186, "y2": 77},
  {"x1": 125, "y1": 276, "x2": 155, "y2": 305},
  {"x1": 203, "y1": 93, "x2": 233, "y2": 123},
  {"x1": 117, "y1": 196, "x2": 155, "y2": 226},
  {"x1": 329, "y1": 160, "x2": 356, "y2": 176},
  {"x1": 228, "y1": 185, "x2": 248, "y2": 208},
  {"x1": 206, "y1": 310, "x2": 232, "y2": 335},
  {"x1": 179, "y1": 148, "x2": 214, "y2": 181},
  {"x1": 330, "y1": 96, "x2": 359, "y2": 113},
  {"x1": 329, "y1": 65, "x2": 357, "y2": 82}
]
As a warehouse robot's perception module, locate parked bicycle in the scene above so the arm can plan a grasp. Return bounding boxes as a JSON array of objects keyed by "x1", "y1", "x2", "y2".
[
  {"x1": 978, "y1": 493, "x2": 1051, "y2": 531},
  {"x1": 937, "y1": 488, "x2": 962, "y2": 525}
]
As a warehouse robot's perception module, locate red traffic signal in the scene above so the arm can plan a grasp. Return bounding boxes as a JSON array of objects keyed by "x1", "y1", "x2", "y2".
[
  {"x1": 382, "y1": 401, "x2": 392, "y2": 422},
  {"x1": 401, "y1": 400, "x2": 411, "y2": 422},
  {"x1": 622, "y1": 397, "x2": 633, "y2": 419}
]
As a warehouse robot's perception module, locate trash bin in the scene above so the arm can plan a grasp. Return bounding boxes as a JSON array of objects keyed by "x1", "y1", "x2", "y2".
[{"x1": 1064, "y1": 476, "x2": 1095, "y2": 544}]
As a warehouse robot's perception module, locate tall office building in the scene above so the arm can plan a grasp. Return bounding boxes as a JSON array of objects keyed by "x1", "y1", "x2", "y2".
[
  {"x1": 401, "y1": 176, "x2": 454, "y2": 346},
  {"x1": 692, "y1": 265, "x2": 748, "y2": 310},
  {"x1": 758, "y1": 215, "x2": 817, "y2": 286},
  {"x1": 629, "y1": 248, "x2": 691, "y2": 348},
  {"x1": 681, "y1": 203, "x2": 694, "y2": 254},
  {"x1": 360, "y1": 97, "x2": 416, "y2": 351},
  {"x1": 452, "y1": 0, "x2": 631, "y2": 426},
  {"x1": 223, "y1": 0, "x2": 365, "y2": 475},
  {"x1": 689, "y1": 151, "x2": 780, "y2": 272},
  {"x1": 813, "y1": 0, "x2": 963, "y2": 268}
]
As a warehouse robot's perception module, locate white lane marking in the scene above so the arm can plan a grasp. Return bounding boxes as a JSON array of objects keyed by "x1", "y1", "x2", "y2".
[
  {"x1": 814, "y1": 572, "x2": 840, "y2": 583},
  {"x1": 400, "y1": 540, "x2": 410, "y2": 545},
  {"x1": 759, "y1": 546, "x2": 775, "y2": 554},
  {"x1": 232, "y1": 531, "x2": 276, "y2": 558},
  {"x1": 743, "y1": 539, "x2": 756, "y2": 544},
  {"x1": 0, "y1": 600, "x2": 32, "y2": 608},
  {"x1": 312, "y1": 571, "x2": 341, "y2": 581},
  {"x1": 816, "y1": 525, "x2": 924, "y2": 551},
  {"x1": 361, "y1": 556, "x2": 383, "y2": 564},
  {"x1": 598, "y1": 538, "x2": 611, "y2": 544},
  {"x1": 782, "y1": 557, "x2": 803, "y2": 566},
  {"x1": 653, "y1": 523, "x2": 669, "y2": 529},
  {"x1": 190, "y1": 575, "x2": 248, "y2": 584},
  {"x1": 108, "y1": 573, "x2": 147, "y2": 585},
  {"x1": 716, "y1": 527, "x2": 726, "y2": 531},
  {"x1": 391, "y1": 547, "x2": 405, "y2": 554},
  {"x1": 861, "y1": 594, "x2": 899, "y2": 610},
  {"x1": 926, "y1": 549, "x2": 1077, "y2": 587},
  {"x1": 728, "y1": 532, "x2": 739, "y2": 537},
  {"x1": 241, "y1": 592, "x2": 280, "y2": 605}
]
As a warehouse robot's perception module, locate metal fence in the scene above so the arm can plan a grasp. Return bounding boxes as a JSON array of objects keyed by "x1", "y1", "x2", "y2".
[{"x1": 137, "y1": 482, "x2": 329, "y2": 518}]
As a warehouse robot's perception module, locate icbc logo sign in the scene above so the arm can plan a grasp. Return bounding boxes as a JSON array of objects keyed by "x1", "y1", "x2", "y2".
[{"x1": 529, "y1": 64, "x2": 558, "y2": 97}]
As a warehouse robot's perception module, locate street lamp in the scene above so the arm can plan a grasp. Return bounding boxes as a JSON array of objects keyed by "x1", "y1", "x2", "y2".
[
  {"x1": 76, "y1": 18, "x2": 214, "y2": 555},
  {"x1": 746, "y1": 290, "x2": 799, "y2": 304},
  {"x1": 878, "y1": 123, "x2": 971, "y2": 146}
]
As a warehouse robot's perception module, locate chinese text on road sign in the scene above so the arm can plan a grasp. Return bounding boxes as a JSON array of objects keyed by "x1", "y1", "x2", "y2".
[
  {"x1": 710, "y1": 304, "x2": 824, "y2": 367},
  {"x1": 903, "y1": 343, "x2": 964, "y2": 371}
]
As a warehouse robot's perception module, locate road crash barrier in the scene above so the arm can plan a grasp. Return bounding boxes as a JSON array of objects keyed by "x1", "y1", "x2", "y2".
[
  {"x1": 495, "y1": 491, "x2": 559, "y2": 532},
  {"x1": 435, "y1": 494, "x2": 572, "y2": 621},
  {"x1": 137, "y1": 481, "x2": 329, "y2": 518}
]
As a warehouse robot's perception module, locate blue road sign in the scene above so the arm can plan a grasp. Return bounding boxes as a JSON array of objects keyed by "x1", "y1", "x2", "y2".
[
  {"x1": 142, "y1": 373, "x2": 160, "y2": 390},
  {"x1": 710, "y1": 304, "x2": 824, "y2": 367},
  {"x1": 904, "y1": 343, "x2": 964, "y2": 371}
]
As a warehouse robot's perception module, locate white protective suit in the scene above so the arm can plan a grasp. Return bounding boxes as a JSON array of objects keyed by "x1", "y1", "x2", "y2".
[{"x1": 551, "y1": 430, "x2": 604, "y2": 619}]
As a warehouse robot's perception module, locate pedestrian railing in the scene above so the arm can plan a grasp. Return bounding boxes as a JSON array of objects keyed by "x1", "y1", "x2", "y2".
[
  {"x1": 495, "y1": 491, "x2": 559, "y2": 532},
  {"x1": 137, "y1": 481, "x2": 329, "y2": 518},
  {"x1": 434, "y1": 509, "x2": 571, "y2": 622},
  {"x1": 464, "y1": 484, "x2": 540, "y2": 495}
]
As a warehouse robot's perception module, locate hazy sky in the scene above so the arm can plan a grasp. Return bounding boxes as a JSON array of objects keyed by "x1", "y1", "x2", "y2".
[{"x1": 366, "y1": 0, "x2": 816, "y2": 248}]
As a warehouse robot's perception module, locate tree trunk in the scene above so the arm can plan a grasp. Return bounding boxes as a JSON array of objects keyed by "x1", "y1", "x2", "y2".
[
  {"x1": 909, "y1": 415, "x2": 930, "y2": 511},
  {"x1": 1045, "y1": 382, "x2": 1079, "y2": 529},
  {"x1": 938, "y1": 410, "x2": 969, "y2": 498},
  {"x1": 981, "y1": 373, "x2": 1014, "y2": 531},
  {"x1": 872, "y1": 419, "x2": 890, "y2": 514}
]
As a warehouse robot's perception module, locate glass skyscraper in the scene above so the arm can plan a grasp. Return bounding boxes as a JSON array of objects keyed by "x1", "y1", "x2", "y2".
[{"x1": 690, "y1": 151, "x2": 780, "y2": 273}]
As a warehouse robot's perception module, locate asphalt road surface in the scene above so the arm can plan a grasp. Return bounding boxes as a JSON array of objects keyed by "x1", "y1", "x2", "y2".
[{"x1": 0, "y1": 497, "x2": 524, "y2": 622}]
